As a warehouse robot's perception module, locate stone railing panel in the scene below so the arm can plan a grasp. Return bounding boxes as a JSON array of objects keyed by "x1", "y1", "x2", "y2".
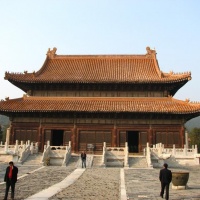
[
  {"x1": 41, "y1": 145, "x2": 51, "y2": 165},
  {"x1": 18, "y1": 144, "x2": 31, "y2": 163}
]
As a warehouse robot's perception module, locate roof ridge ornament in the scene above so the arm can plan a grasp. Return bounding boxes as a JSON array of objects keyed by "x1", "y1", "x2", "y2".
[
  {"x1": 185, "y1": 98, "x2": 190, "y2": 103},
  {"x1": 146, "y1": 46, "x2": 156, "y2": 57},
  {"x1": 47, "y1": 47, "x2": 57, "y2": 58},
  {"x1": 23, "y1": 94, "x2": 27, "y2": 99}
]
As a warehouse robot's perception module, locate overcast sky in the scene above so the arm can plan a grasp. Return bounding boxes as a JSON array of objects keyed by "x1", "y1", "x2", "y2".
[{"x1": 0, "y1": 1, "x2": 200, "y2": 101}]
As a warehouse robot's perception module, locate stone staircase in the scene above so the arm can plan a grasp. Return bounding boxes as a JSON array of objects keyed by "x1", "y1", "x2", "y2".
[
  {"x1": 92, "y1": 155, "x2": 103, "y2": 168},
  {"x1": 49, "y1": 149, "x2": 65, "y2": 166},
  {"x1": 106, "y1": 153, "x2": 124, "y2": 168},
  {"x1": 128, "y1": 155, "x2": 148, "y2": 168},
  {"x1": 21, "y1": 153, "x2": 43, "y2": 166},
  {"x1": 104, "y1": 148, "x2": 125, "y2": 168},
  {"x1": 66, "y1": 155, "x2": 79, "y2": 168},
  {"x1": 106, "y1": 158, "x2": 124, "y2": 167}
]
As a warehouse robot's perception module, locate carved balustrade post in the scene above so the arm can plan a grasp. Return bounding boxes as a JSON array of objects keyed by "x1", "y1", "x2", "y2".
[
  {"x1": 31, "y1": 142, "x2": 34, "y2": 154},
  {"x1": 4, "y1": 141, "x2": 8, "y2": 152},
  {"x1": 172, "y1": 144, "x2": 176, "y2": 156},
  {"x1": 14, "y1": 140, "x2": 19, "y2": 154}
]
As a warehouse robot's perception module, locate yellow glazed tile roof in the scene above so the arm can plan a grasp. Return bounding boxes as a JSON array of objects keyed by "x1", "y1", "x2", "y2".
[
  {"x1": 0, "y1": 96, "x2": 200, "y2": 114},
  {"x1": 4, "y1": 47, "x2": 191, "y2": 84}
]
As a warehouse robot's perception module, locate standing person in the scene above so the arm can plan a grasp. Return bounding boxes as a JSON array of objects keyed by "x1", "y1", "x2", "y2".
[
  {"x1": 159, "y1": 163, "x2": 172, "y2": 200},
  {"x1": 4, "y1": 161, "x2": 18, "y2": 200},
  {"x1": 81, "y1": 151, "x2": 87, "y2": 168}
]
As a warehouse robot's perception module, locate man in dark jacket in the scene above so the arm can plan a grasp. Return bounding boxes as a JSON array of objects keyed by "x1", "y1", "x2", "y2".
[
  {"x1": 81, "y1": 151, "x2": 87, "y2": 168},
  {"x1": 4, "y1": 161, "x2": 18, "y2": 200},
  {"x1": 159, "y1": 163, "x2": 172, "y2": 200}
]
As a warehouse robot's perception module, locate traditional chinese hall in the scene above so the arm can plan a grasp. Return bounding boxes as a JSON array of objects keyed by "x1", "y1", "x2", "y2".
[{"x1": 0, "y1": 47, "x2": 200, "y2": 153}]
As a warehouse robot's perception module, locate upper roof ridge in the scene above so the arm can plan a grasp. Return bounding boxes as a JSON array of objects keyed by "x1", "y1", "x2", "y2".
[
  {"x1": 46, "y1": 46, "x2": 157, "y2": 59},
  {"x1": 4, "y1": 47, "x2": 192, "y2": 93}
]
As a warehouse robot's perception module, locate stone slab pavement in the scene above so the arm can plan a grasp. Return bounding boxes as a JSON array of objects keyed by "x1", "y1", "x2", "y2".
[
  {"x1": 48, "y1": 166, "x2": 200, "y2": 200},
  {"x1": 0, "y1": 162, "x2": 200, "y2": 200},
  {"x1": 125, "y1": 166, "x2": 200, "y2": 200}
]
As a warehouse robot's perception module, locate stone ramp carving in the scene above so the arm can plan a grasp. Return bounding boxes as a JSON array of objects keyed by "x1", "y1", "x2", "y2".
[
  {"x1": 21, "y1": 153, "x2": 43, "y2": 166},
  {"x1": 151, "y1": 152, "x2": 188, "y2": 168}
]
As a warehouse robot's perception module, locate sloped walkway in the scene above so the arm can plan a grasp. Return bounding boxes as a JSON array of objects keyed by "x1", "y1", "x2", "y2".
[
  {"x1": 26, "y1": 168, "x2": 85, "y2": 200},
  {"x1": 49, "y1": 168, "x2": 120, "y2": 200}
]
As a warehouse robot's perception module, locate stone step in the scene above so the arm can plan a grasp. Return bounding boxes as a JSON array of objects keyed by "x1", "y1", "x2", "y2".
[
  {"x1": 92, "y1": 156, "x2": 103, "y2": 168},
  {"x1": 106, "y1": 158, "x2": 124, "y2": 167},
  {"x1": 128, "y1": 156, "x2": 148, "y2": 168},
  {"x1": 66, "y1": 155, "x2": 79, "y2": 168}
]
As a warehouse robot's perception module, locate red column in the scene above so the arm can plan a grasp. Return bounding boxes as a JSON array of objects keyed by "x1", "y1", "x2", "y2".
[
  {"x1": 180, "y1": 126, "x2": 185, "y2": 148},
  {"x1": 148, "y1": 126, "x2": 153, "y2": 146},
  {"x1": 41, "y1": 128, "x2": 45, "y2": 151},
  {"x1": 38, "y1": 126, "x2": 42, "y2": 151},
  {"x1": 112, "y1": 125, "x2": 117, "y2": 147},
  {"x1": 72, "y1": 124, "x2": 76, "y2": 152}
]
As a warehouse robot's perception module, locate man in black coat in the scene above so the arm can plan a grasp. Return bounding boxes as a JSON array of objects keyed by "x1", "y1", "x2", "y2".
[
  {"x1": 81, "y1": 151, "x2": 87, "y2": 168},
  {"x1": 159, "y1": 163, "x2": 172, "y2": 200},
  {"x1": 4, "y1": 161, "x2": 18, "y2": 200}
]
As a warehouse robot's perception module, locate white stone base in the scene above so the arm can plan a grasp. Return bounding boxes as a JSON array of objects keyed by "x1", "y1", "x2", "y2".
[{"x1": 172, "y1": 183, "x2": 188, "y2": 190}]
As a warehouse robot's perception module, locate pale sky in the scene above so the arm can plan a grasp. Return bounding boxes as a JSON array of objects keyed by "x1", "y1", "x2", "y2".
[{"x1": 0, "y1": 1, "x2": 200, "y2": 101}]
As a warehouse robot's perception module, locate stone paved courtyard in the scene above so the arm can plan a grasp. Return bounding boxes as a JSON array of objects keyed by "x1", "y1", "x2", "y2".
[{"x1": 0, "y1": 162, "x2": 200, "y2": 200}]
